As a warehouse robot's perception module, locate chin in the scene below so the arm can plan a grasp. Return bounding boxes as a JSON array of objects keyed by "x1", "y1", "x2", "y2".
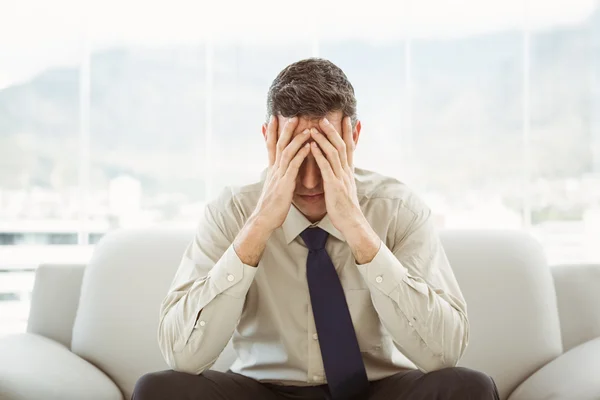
[{"x1": 295, "y1": 198, "x2": 326, "y2": 221}]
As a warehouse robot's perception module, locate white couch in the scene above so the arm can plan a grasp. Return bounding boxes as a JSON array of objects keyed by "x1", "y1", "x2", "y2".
[{"x1": 1, "y1": 229, "x2": 600, "y2": 400}]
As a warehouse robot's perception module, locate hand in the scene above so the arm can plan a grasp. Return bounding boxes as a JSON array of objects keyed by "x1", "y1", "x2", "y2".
[
  {"x1": 308, "y1": 116, "x2": 362, "y2": 234},
  {"x1": 310, "y1": 117, "x2": 381, "y2": 264},
  {"x1": 253, "y1": 115, "x2": 312, "y2": 233}
]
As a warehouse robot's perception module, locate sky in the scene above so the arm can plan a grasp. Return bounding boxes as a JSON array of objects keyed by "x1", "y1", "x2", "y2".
[{"x1": 0, "y1": 0, "x2": 598, "y2": 89}]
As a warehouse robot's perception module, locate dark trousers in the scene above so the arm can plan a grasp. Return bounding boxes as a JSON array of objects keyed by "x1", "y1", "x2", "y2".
[{"x1": 132, "y1": 367, "x2": 500, "y2": 400}]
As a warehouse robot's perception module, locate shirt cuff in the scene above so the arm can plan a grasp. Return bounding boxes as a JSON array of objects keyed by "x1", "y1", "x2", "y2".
[
  {"x1": 356, "y1": 240, "x2": 410, "y2": 296},
  {"x1": 209, "y1": 244, "x2": 258, "y2": 298}
]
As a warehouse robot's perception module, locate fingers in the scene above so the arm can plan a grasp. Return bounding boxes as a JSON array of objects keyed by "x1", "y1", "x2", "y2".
[
  {"x1": 342, "y1": 116, "x2": 355, "y2": 168},
  {"x1": 319, "y1": 117, "x2": 348, "y2": 169},
  {"x1": 279, "y1": 129, "x2": 311, "y2": 172},
  {"x1": 310, "y1": 142, "x2": 336, "y2": 182},
  {"x1": 284, "y1": 142, "x2": 311, "y2": 179},
  {"x1": 310, "y1": 128, "x2": 344, "y2": 177},
  {"x1": 275, "y1": 116, "x2": 298, "y2": 167},
  {"x1": 266, "y1": 115, "x2": 278, "y2": 167}
]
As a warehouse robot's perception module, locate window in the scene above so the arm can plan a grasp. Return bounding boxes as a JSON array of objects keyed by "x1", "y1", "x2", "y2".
[
  {"x1": 529, "y1": 12, "x2": 600, "y2": 262},
  {"x1": 89, "y1": 46, "x2": 207, "y2": 230},
  {"x1": 0, "y1": 0, "x2": 87, "y2": 335},
  {"x1": 1, "y1": 0, "x2": 599, "y2": 336}
]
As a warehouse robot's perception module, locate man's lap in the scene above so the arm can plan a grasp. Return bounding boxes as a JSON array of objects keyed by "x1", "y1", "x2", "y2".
[
  {"x1": 368, "y1": 367, "x2": 499, "y2": 400},
  {"x1": 132, "y1": 367, "x2": 499, "y2": 400},
  {"x1": 132, "y1": 369, "x2": 281, "y2": 400}
]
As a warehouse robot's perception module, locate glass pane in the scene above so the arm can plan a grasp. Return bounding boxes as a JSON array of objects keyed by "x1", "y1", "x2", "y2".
[
  {"x1": 411, "y1": 31, "x2": 524, "y2": 230},
  {"x1": 0, "y1": 0, "x2": 86, "y2": 336},
  {"x1": 89, "y1": 18, "x2": 206, "y2": 231},
  {"x1": 529, "y1": 3, "x2": 600, "y2": 263}
]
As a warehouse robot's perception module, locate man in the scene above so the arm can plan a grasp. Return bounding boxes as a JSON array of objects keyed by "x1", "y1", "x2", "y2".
[{"x1": 133, "y1": 58, "x2": 500, "y2": 399}]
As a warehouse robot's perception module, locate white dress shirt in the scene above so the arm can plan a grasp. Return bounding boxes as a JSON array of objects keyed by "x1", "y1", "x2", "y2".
[{"x1": 158, "y1": 167, "x2": 469, "y2": 385}]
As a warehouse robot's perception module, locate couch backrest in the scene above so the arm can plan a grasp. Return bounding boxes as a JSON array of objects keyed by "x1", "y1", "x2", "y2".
[
  {"x1": 28, "y1": 263, "x2": 86, "y2": 349},
  {"x1": 442, "y1": 230, "x2": 562, "y2": 399},
  {"x1": 71, "y1": 228, "x2": 562, "y2": 400},
  {"x1": 552, "y1": 264, "x2": 600, "y2": 352},
  {"x1": 71, "y1": 229, "x2": 192, "y2": 400}
]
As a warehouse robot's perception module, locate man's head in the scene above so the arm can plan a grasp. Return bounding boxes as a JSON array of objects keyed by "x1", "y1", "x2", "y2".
[{"x1": 262, "y1": 58, "x2": 362, "y2": 222}]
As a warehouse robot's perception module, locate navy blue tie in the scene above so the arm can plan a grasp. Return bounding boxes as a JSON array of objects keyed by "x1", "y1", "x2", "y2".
[{"x1": 300, "y1": 227, "x2": 369, "y2": 400}]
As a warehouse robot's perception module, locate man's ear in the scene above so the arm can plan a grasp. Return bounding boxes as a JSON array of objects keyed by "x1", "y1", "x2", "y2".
[
  {"x1": 353, "y1": 120, "x2": 362, "y2": 147},
  {"x1": 262, "y1": 123, "x2": 268, "y2": 141}
]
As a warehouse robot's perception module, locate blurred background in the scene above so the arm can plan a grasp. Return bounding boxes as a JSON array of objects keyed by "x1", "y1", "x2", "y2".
[{"x1": 1, "y1": 0, "x2": 599, "y2": 336}]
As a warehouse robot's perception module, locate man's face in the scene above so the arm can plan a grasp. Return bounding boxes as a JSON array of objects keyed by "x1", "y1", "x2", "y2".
[{"x1": 262, "y1": 110, "x2": 361, "y2": 223}]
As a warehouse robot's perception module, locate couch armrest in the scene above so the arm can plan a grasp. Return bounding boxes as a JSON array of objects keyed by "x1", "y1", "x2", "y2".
[
  {"x1": 507, "y1": 337, "x2": 600, "y2": 400},
  {"x1": 27, "y1": 264, "x2": 86, "y2": 349},
  {"x1": 0, "y1": 333, "x2": 122, "y2": 400},
  {"x1": 551, "y1": 264, "x2": 600, "y2": 351}
]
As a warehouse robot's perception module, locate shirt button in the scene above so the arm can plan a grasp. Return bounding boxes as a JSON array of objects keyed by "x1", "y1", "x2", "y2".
[
  {"x1": 199, "y1": 320, "x2": 206, "y2": 327},
  {"x1": 227, "y1": 274, "x2": 234, "y2": 282},
  {"x1": 312, "y1": 333, "x2": 318, "y2": 340},
  {"x1": 375, "y1": 275, "x2": 383, "y2": 283},
  {"x1": 408, "y1": 322, "x2": 413, "y2": 327}
]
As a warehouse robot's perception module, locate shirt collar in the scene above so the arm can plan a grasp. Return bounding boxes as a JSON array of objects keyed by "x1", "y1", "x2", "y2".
[
  {"x1": 259, "y1": 167, "x2": 346, "y2": 244},
  {"x1": 281, "y1": 204, "x2": 346, "y2": 244}
]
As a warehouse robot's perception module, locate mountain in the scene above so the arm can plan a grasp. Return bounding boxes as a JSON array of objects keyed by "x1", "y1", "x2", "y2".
[{"x1": 0, "y1": 8, "x2": 598, "y2": 202}]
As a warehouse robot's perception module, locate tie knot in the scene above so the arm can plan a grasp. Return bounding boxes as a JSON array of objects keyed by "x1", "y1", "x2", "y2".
[{"x1": 300, "y1": 227, "x2": 329, "y2": 250}]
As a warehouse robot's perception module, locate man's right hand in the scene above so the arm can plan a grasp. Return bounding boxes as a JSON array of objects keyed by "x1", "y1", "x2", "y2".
[
  {"x1": 252, "y1": 115, "x2": 312, "y2": 233},
  {"x1": 232, "y1": 115, "x2": 311, "y2": 266}
]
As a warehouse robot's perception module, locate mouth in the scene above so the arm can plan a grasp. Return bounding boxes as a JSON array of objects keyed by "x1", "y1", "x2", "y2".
[{"x1": 299, "y1": 193, "x2": 324, "y2": 203}]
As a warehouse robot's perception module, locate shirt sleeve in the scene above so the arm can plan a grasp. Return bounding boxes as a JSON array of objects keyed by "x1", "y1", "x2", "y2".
[
  {"x1": 356, "y1": 203, "x2": 469, "y2": 372},
  {"x1": 158, "y1": 201, "x2": 257, "y2": 374}
]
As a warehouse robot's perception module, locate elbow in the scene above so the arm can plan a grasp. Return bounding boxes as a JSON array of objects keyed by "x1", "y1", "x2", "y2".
[
  {"x1": 423, "y1": 353, "x2": 459, "y2": 373},
  {"x1": 438, "y1": 351, "x2": 461, "y2": 370},
  {"x1": 456, "y1": 312, "x2": 470, "y2": 362},
  {"x1": 422, "y1": 348, "x2": 462, "y2": 372},
  {"x1": 442, "y1": 313, "x2": 470, "y2": 370},
  {"x1": 158, "y1": 318, "x2": 217, "y2": 375},
  {"x1": 427, "y1": 313, "x2": 470, "y2": 372},
  {"x1": 158, "y1": 334, "x2": 215, "y2": 375},
  {"x1": 169, "y1": 353, "x2": 216, "y2": 375}
]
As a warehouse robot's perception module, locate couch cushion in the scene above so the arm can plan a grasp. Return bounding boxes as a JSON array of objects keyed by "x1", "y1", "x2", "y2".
[
  {"x1": 0, "y1": 333, "x2": 122, "y2": 400},
  {"x1": 441, "y1": 230, "x2": 563, "y2": 399},
  {"x1": 507, "y1": 337, "x2": 600, "y2": 400}
]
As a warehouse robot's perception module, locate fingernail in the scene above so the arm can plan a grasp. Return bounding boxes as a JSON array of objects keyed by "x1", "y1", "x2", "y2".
[
  {"x1": 323, "y1": 118, "x2": 329, "y2": 125},
  {"x1": 303, "y1": 129, "x2": 310, "y2": 134}
]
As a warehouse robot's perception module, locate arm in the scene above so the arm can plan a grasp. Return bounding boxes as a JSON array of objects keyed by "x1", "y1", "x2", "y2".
[
  {"x1": 307, "y1": 116, "x2": 469, "y2": 372},
  {"x1": 353, "y1": 204, "x2": 469, "y2": 372},
  {"x1": 158, "y1": 203, "x2": 264, "y2": 374},
  {"x1": 158, "y1": 114, "x2": 312, "y2": 374}
]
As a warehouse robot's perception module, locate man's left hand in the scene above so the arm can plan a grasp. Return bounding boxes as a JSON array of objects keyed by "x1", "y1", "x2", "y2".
[{"x1": 309, "y1": 117, "x2": 381, "y2": 264}]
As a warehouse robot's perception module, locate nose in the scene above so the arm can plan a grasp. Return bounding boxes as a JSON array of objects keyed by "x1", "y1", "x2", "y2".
[{"x1": 300, "y1": 154, "x2": 321, "y2": 190}]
